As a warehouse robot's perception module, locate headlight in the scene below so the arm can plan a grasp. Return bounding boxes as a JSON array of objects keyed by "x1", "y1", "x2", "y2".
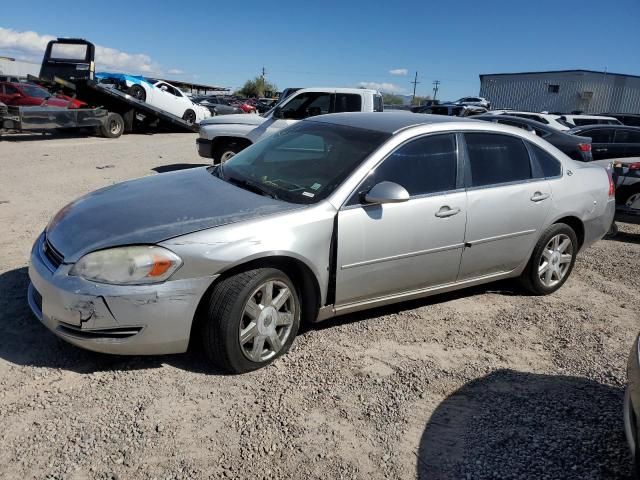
[{"x1": 70, "y1": 246, "x2": 182, "y2": 285}]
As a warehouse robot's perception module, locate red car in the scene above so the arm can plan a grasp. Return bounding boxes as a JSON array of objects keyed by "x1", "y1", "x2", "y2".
[{"x1": 0, "y1": 82, "x2": 86, "y2": 109}]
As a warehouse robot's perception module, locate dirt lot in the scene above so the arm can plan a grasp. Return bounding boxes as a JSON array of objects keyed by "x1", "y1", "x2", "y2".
[{"x1": 1, "y1": 131, "x2": 639, "y2": 479}]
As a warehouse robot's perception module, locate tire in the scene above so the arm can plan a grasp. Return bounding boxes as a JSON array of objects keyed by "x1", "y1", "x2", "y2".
[
  {"x1": 99, "y1": 112, "x2": 124, "y2": 139},
  {"x1": 128, "y1": 84, "x2": 146, "y2": 102},
  {"x1": 606, "y1": 221, "x2": 619, "y2": 238},
  {"x1": 182, "y1": 109, "x2": 196, "y2": 125},
  {"x1": 201, "y1": 268, "x2": 301, "y2": 374},
  {"x1": 212, "y1": 140, "x2": 247, "y2": 164},
  {"x1": 520, "y1": 223, "x2": 578, "y2": 295}
]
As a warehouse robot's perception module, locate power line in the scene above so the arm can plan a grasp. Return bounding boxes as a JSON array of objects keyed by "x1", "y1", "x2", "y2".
[
  {"x1": 432, "y1": 80, "x2": 441, "y2": 100},
  {"x1": 411, "y1": 71, "x2": 420, "y2": 102}
]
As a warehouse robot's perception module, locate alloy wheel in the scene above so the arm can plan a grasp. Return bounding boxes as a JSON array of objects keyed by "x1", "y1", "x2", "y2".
[
  {"x1": 239, "y1": 280, "x2": 295, "y2": 362},
  {"x1": 538, "y1": 233, "x2": 573, "y2": 288},
  {"x1": 221, "y1": 151, "x2": 236, "y2": 162}
]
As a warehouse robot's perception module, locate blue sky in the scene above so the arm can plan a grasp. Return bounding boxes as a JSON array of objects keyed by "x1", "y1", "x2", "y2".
[{"x1": 1, "y1": 0, "x2": 639, "y2": 100}]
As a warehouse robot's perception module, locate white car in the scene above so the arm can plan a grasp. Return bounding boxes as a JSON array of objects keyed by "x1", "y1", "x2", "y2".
[
  {"x1": 486, "y1": 110, "x2": 571, "y2": 131},
  {"x1": 454, "y1": 96, "x2": 491, "y2": 109},
  {"x1": 96, "y1": 73, "x2": 211, "y2": 124},
  {"x1": 559, "y1": 114, "x2": 622, "y2": 128}
]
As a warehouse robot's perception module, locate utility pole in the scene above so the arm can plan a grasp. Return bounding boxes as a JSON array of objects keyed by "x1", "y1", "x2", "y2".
[
  {"x1": 411, "y1": 71, "x2": 420, "y2": 103},
  {"x1": 432, "y1": 80, "x2": 440, "y2": 100},
  {"x1": 261, "y1": 66, "x2": 266, "y2": 81}
]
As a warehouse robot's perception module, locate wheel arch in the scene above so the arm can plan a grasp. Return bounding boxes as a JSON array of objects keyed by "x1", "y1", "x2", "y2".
[
  {"x1": 211, "y1": 136, "x2": 253, "y2": 153},
  {"x1": 190, "y1": 254, "x2": 322, "y2": 346},
  {"x1": 551, "y1": 215, "x2": 585, "y2": 250}
]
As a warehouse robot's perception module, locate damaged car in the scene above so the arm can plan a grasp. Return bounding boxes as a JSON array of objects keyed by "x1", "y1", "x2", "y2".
[
  {"x1": 29, "y1": 112, "x2": 615, "y2": 373},
  {"x1": 96, "y1": 72, "x2": 210, "y2": 124}
]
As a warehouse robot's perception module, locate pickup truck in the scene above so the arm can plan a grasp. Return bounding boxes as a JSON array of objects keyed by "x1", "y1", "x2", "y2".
[{"x1": 196, "y1": 87, "x2": 383, "y2": 163}]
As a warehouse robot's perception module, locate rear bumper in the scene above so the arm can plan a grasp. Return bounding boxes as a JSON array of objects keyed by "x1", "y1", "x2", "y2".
[
  {"x1": 583, "y1": 199, "x2": 616, "y2": 249},
  {"x1": 28, "y1": 233, "x2": 215, "y2": 355},
  {"x1": 196, "y1": 138, "x2": 213, "y2": 159}
]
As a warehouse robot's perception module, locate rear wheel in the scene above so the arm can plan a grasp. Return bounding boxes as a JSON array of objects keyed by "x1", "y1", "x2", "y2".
[
  {"x1": 201, "y1": 268, "x2": 301, "y2": 374},
  {"x1": 128, "y1": 84, "x2": 146, "y2": 102},
  {"x1": 182, "y1": 109, "x2": 196, "y2": 125},
  {"x1": 520, "y1": 223, "x2": 577, "y2": 295},
  {"x1": 99, "y1": 112, "x2": 124, "y2": 138}
]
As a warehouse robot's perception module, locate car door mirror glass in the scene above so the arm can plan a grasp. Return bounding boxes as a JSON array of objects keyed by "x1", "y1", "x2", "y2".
[{"x1": 364, "y1": 181, "x2": 410, "y2": 204}]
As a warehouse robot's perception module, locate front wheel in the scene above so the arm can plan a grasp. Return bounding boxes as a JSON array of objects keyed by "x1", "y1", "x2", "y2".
[
  {"x1": 520, "y1": 223, "x2": 578, "y2": 295},
  {"x1": 212, "y1": 140, "x2": 246, "y2": 164},
  {"x1": 201, "y1": 268, "x2": 301, "y2": 373},
  {"x1": 182, "y1": 109, "x2": 196, "y2": 125},
  {"x1": 128, "y1": 84, "x2": 146, "y2": 102}
]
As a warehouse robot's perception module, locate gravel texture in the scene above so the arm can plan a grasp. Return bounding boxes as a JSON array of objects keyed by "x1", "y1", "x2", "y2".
[{"x1": 0, "y1": 131, "x2": 639, "y2": 479}]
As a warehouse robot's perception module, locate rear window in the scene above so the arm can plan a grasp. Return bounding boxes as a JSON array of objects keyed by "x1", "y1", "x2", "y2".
[{"x1": 50, "y1": 43, "x2": 88, "y2": 61}]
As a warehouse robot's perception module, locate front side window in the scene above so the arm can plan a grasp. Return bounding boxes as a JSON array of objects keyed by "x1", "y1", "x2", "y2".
[
  {"x1": 465, "y1": 133, "x2": 532, "y2": 187},
  {"x1": 333, "y1": 94, "x2": 362, "y2": 113},
  {"x1": 219, "y1": 122, "x2": 389, "y2": 204},
  {"x1": 280, "y1": 92, "x2": 331, "y2": 120},
  {"x1": 348, "y1": 134, "x2": 458, "y2": 204},
  {"x1": 614, "y1": 129, "x2": 640, "y2": 143}
]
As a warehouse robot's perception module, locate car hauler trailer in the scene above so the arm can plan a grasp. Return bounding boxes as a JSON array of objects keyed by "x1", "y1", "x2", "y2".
[{"x1": 0, "y1": 38, "x2": 197, "y2": 138}]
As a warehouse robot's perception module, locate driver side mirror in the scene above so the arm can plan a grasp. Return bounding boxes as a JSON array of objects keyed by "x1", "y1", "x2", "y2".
[
  {"x1": 364, "y1": 181, "x2": 410, "y2": 204},
  {"x1": 160, "y1": 85, "x2": 168, "y2": 91},
  {"x1": 272, "y1": 106, "x2": 283, "y2": 119}
]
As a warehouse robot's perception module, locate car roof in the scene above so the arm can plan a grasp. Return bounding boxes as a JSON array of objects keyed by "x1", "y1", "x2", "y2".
[
  {"x1": 563, "y1": 114, "x2": 617, "y2": 120},
  {"x1": 569, "y1": 124, "x2": 640, "y2": 132},
  {"x1": 306, "y1": 111, "x2": 475, "y2": 134}
]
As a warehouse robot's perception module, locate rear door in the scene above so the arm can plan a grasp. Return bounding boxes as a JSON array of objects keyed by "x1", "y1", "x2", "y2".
[
  {"x1": 585, "y1": 128, "x2": 617, "y2": 159},
  {"x1": 458, "y1": 132, "x2": 552, "y2": 280}
]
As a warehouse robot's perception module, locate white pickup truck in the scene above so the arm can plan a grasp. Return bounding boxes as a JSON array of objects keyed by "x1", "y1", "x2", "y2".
[{"x1": 196, "y1": 87, "x2": 383, "y2": 163}]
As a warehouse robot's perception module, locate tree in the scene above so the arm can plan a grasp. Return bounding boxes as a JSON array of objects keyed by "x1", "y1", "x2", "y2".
[
  {"x1": 236, "y1": 76, "x2": 278, "y2": 98},
  {"x1": 382, "y1": 93, "x2": 404, "y2": 106},
  {"x1": 412, "y1": 95, "x2": 432, "y2": 106}
]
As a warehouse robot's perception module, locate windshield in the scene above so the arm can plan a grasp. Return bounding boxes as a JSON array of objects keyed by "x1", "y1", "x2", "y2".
[
  {"x1": 21, "y1": 85, "x2": 50, "y2": 99},
  {"x1": 217, "y1": 121, "x2": 390, "y2": 204}
]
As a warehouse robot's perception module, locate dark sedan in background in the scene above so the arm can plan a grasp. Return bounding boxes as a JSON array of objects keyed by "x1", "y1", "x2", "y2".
[
  {"x1": 474, "y1": 114, "x2": 593, "y2": 162},
  {"x1": 191, "y1": 96, "x2": 243, "y2": 116},
  {"x1": 568, "y1": 125, "x2": 640, "y2": 160}
]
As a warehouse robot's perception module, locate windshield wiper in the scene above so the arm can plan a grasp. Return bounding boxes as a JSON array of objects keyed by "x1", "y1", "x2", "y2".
[{"x1": 227, "y1": 176, "x2": 279, "y2": 200}]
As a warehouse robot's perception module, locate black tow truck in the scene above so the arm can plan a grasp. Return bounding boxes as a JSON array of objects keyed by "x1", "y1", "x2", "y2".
[{"x1": 0, "y1": 38, "x2": 197, "y2": 139}]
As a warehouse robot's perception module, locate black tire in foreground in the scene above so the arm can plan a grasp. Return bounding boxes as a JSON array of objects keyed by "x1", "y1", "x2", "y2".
[
  {"x1": 128, "y1": 84, "x2": 146, "y2": 102},
  {"x1": 520, "y1": 223, "x2": 578, "y2": 295},
  {"x1": 99, "y1": 112, "x2": 124, "y2": 138},
  {"x1": 201, "y1": 268, "x2": 301, "y2": 374}
]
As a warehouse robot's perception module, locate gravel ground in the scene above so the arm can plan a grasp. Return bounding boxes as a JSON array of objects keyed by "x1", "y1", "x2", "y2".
[{"x1": 0, "y1": 131, "x2": 639, "y2": 479}]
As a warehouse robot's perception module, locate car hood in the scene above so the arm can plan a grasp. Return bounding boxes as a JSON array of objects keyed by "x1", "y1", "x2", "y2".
[
  {"x1": 199, "y1": 113, "x2": 266, "y2": 127},
  {"x1": 46, "y1": 167, "x2": 302, "y2": 262}
]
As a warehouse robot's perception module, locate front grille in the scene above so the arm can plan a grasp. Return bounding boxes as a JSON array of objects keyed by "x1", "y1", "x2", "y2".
[{"x1": 42, "y1": 237, "x2": 64, "y2": 269}]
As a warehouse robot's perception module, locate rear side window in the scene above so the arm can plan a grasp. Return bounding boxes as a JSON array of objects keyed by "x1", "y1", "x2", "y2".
[
  {"x1": 373, "y1": 94, "x2": 383, "y2": 112},
  {"x1": 530, "y1": 144, "x2": 562, "y2": 178},
  {"x1": 350, "y1": 134, "x2": 458, "y2": 202},
  {"x1": 584, "y1": 129, "x2": 614, "y2": 143},
  {"x1": 464, "y1": 133, "x2": 532, "y2": 187},
  {"x1": 614, "y1": 130, "x2": 640, "y2": 143},
  {"x1": 334, "y1": 94, "x2": 362, "y2": 113}
]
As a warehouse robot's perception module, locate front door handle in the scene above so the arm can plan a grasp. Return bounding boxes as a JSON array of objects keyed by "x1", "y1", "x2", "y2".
[
  {"x1": 531, "y1": 192, "x2": 550, "y2": 202},
  {"x1": 435, "y1": 206, "x2": 461, "y2": 218}
]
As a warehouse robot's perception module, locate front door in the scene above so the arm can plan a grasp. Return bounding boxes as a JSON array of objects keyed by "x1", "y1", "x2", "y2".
[
  {"x1": 335, "y1": 133, "x2": 467, "y2": 306},
  {"x1": 458, "y1": 132, "x2": 552, "y2": 280}
]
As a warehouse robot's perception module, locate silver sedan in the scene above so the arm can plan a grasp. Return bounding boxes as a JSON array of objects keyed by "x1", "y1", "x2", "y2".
[{"x1": 28, "y1": 112, "x2": 615, "y2": 373}]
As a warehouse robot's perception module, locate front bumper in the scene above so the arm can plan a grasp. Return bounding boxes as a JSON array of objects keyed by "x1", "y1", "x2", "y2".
[
  {"x1": 626, "y1": 336, "x2": 640, "y2": 459},
  {"x1": 196, "y1": 138, "x2": 213, "y2": 159},
  {"x1": 28, "y1": 233, "x2": 215, "y2": 355}
]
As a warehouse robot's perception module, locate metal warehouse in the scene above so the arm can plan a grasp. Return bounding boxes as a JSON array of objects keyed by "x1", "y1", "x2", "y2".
[{"x1": 479, "y1": 70, "x2": 640, "y2": 114}]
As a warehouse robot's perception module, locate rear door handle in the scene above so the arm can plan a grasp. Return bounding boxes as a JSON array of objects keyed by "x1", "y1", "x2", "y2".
[
  {"x1": 435, "y1": 206, "x2": 461, "y2": 218},
  {"x1": 531, "y1": 192, "x2": 550, "y2": 202}
]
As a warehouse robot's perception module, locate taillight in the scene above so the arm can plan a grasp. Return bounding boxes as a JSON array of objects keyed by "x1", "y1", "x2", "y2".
[
  {"x1": 607, "y1": 169, "x2": 615, "y2": 197},
  {"x1": 628, "y1": 162, "x2": 640, "y2": 170},
  {"x1": 578, "y1": 143, "x2": 591, "y2": 152}
]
